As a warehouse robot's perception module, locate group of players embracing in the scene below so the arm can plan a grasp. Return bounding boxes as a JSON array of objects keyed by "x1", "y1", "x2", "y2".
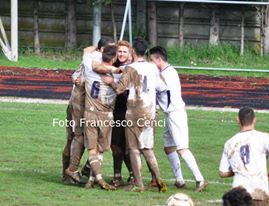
[{"x1": 61, "y1": 36, "x2": 208, "y2": 193}]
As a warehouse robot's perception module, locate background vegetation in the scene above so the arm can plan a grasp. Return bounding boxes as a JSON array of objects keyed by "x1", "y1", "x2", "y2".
[{"x1": 1, "y1": 44, "x2": 269, "y2": 77}]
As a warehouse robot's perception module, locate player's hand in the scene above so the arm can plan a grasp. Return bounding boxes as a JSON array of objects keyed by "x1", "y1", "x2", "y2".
[
  {"x1": 75, "y1": 78, "x2": 82, "y2": 86},
  {"x1": 101, "y1": 75, "x2": 114, "y2": 85}
]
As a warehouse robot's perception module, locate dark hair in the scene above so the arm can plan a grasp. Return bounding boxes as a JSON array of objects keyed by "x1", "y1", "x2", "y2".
[
  {"x1": 223, "y1": 187, "x2": 253, "y2": 206},
  {"x1": 102, "y1": 45, "x2": 117, "y2": 63},
  {"x1": 149, "y1": 46, "x2": 168, "y2": 61},
  {"x1": 97, "y1": 37, "x2": 114, "y2": 50},
  {"x1": 238, "y1": 107, "x2": 255, "y2": 126},
  {"x1": 132, "y1": 37, "x2": 148, "y2": 56}
]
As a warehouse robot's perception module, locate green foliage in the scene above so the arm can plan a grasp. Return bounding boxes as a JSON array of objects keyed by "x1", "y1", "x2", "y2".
[{"x1": 0, "y1": 102, "x2": 269, "y2": 206}]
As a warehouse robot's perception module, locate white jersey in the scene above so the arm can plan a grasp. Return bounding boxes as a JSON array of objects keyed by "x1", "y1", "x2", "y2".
[
  {"x1": 219, "y1": 130, "x2": 269, "y2": 197},
  {"x1": 125, "y1": 61, "x2": 168, "y2": 120},
  {"x1": 83, "y1": 51, "x2": 116, "y2": 112},
  {"x1": 113, "y1": 61, "x2": 168, "y2": 149},
  {"x1": 157, "y1": 65, "x2": 185, "y2": 113}
]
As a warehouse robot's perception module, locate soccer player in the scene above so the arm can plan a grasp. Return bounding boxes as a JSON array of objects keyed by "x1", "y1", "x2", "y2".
[
  {"x1": 110, "y1": 40, "x2": 134, "y2": 187},
  {"x1": 102, "y1": 38, "x2": 168, "y2": 192},
  {"x1": 83, "y1": 44, "x2": 118, "y2": 191},
  {"x1": 63, "y1": 37, "x2": 114, "y2": 184},
  {"x1": 149, "y1": 46, "x2": 208, "y2": 192},
  {"x1": 219, "y1": 107, "x2": 269, "y2": 205}
]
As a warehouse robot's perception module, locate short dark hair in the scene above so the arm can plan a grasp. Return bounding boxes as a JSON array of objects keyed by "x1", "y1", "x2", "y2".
[
  {"x1": 238, "y1": 107, "x2": 255, "y2": 126},
  {"x1": 149, "y1": 46, "x2": 168, "y2": 61},
  {"x1": 102, "y1": 45, "x2": 117, "y2": 63},
  {"x1": 97, "y1": 37, "x2": 114, "y2": 50},
  {"x1": 132, "y1": 37, "x2": 148, "y2": 56},
  {"x1": 222, "y1": 187, "x2": 252, "y2": 206}
]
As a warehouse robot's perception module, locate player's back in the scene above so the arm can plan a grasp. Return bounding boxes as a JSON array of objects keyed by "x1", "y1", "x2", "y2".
[
  {"x1": 126, "y1": 61, "x2": 160, "y2": 120},
  {"x1": 225, "y1": 130, "x2": 269, "y2": 194}
]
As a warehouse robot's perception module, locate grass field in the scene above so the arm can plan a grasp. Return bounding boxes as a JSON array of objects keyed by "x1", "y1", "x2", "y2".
[{"x1": 0, "y1": 102, "x2": 268, "y2": 206}]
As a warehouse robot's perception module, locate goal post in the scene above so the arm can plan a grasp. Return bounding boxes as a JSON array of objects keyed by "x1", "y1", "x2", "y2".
[{"x1": 0, "y1": 0, "x2": 18, "y2": 61}]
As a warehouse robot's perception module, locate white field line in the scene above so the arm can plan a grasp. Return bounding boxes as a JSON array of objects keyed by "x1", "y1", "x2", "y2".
[
  {"x1": 1, "y1": 96, "x2": 269, "y2": 113},
  {"x1": 0, "y1": 165, "x2": 232, "y2": 187}
]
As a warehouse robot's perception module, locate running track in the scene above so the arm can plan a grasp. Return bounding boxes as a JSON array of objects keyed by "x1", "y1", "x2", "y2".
[{"x1": 0, "y1": 66, "x2": 269, "y2": 109}]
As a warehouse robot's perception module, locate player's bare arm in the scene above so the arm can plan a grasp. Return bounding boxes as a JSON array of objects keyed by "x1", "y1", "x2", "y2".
[
  {"x1": 219, "y1": 170, "x2": 234, "y2": 178},
  {"x1": 102, "y1": 67, "x2": 131, "y2": 95},
  {"x1": 93, "y1": 63, "x2": 121, "y2": 74}
]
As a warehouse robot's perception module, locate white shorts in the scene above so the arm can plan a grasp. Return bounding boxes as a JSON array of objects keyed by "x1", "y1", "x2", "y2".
[{"x1": 163, "y1": 108, "x2": 189, "y2": 149}]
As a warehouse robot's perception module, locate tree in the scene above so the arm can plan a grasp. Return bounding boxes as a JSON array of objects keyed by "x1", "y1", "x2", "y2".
[
  {"x1": 65, "y1": 0, "x2": 77, "y2": 49},
  {"x1": 136, "y1": 0, "x2": 146, "y2": 38},
  {"x1": 178, "y1": 3, "x2": 184, "y2": 49},
  {"x1": 33, "y1": 0, "x2": 40, "y2": 54},
  {"x1": 209, "y1": 4, "x2": 220, "y2": 46},
  {"x1": 147, "y1": 1, "x2": 157, "y2": 46},
  {"x1": 88, "y1": 0, "x2": 113, "y2": 46}
]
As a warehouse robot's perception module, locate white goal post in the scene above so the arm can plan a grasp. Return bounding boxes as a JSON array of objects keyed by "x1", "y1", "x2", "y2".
[{"x1": 0, "y1": 0, "x2": 18, "y2": 61}]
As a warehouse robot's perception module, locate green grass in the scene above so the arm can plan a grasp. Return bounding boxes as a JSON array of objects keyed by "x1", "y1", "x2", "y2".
[
  {"x1": 1, "y1": 44, "x2": 269, "y2": 77},
  {"x1": 0, "y1": 102, "x2": 268, "y2": 206}
]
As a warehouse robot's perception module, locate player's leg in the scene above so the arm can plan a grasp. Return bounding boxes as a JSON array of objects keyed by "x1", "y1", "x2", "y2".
[
  {"x1": 64, "y1": 92, "x2": 86, "y2": 183},
  {"x1": 62, "y1": 104, "x2": 75, "y2": 183},
  {"x1": 141, "y1": 148, "x2": 167, "y2": 193},
  {"x1": 129, "y1": 148, "x2": 144, "y2": 192},
  {"x1": 110, "y1": 125, "x2": 125, "y2": 187},
  {"x1": 163, "y1": 114, "x2": 185, "y2": 188},
  {"x1": 173, "y1": 109, "x2": 207, "y2": 192}
]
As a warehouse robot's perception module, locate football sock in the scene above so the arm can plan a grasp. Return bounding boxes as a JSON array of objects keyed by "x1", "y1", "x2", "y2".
[
  {"x1": 141, "y1": 149, "x2": 161, "y2": 180},
  {"x1": 181, "y1": 149, "x2": 204, "y2": 182},
  {"x1": 129, "y1": 149, "x2": 143, "y2": 187},
  {"x1": 167, "y1": 151, "x2": 184, "y2": 182},
  {"x1": 89, "y1": 156, "x2": 102, "y2": 181},
  {"x1": 111, "y1": 145, "x2": 123, "y2": 176},
  {"x1": 69, "y1": 137, "x2": 84, "y2": 172},
  {"x1": 123, "y1": 152, "x2": 133, "y2": 175}
]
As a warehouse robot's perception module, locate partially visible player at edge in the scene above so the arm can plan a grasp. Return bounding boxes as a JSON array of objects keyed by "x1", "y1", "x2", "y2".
[
  {"x1": 149, "y1": 46, "x2": 208, "y2": 192},
  {"x1": 219, "y1": 107, "x2": 269, "y2": 205}
]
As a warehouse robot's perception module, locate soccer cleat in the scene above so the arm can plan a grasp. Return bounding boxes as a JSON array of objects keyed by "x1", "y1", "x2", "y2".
[
  {"x1": 156, "y1": 178, "x2": 167, "y2": 193},
  {"x1": 127, "y1": 176, "x2": 136, "y2": 186},
  {"x1": 174, "y1": 180, "x2": 186, "y2": 189},
  {"x1": 148, "y1": 179, "x2": 158, "y2": 188},
  {"x1": 65, "y1": 168, "x2": 81, "y2": 183},
  {"x1": 62, "y1": 177, "x2": 76, "y2": 185},
  {"x1": 111, "y1": 177, "x2": 125, "y2": 187},
  {"x1": 195, "y1": 180, "x2": 208, "y2": 192},
  {"x1": 98, "y1": 180, "x2": 116, "y2": 191},
  {"x1": 85, "y1": 180, "x2": 95, "y2": 189},
  {"x1": 127, "y1": 185, "x2": 144, "y2": 192}
]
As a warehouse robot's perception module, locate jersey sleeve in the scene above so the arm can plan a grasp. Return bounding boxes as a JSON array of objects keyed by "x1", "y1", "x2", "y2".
[{"x1": 219, "y1": 144, "x2": 232, "y2": 172}]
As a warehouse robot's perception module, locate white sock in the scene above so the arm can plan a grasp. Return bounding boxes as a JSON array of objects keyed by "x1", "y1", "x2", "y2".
[
  {"x1": 167, "y1": 151, "x2": 184, "y2": 182},
  {"x1": 181, "y1": 149, "x2": 204, "y2": 182}
]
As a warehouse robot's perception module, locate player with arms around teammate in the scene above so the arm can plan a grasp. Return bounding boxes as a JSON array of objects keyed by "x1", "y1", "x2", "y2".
[
  {"x1": 219, "y1": 107, "x2": 269, "y2": 206},
  {"x1": 63, "y1": 37, "x2": 114, "y2": 184},
  {"x1": 149, "y1": 46, "x2": 208, "y2": 192},
  {"x1": 102, "y1": 38, "x2": 168, "y2": 192},
  {"x1": 82, "y1": 44, "x2": 118, "y2": 190}
]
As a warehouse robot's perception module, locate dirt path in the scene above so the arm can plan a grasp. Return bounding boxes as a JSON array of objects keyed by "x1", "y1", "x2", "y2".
[{"x1": 1, "y1": 66, "x2": 269, "y2": 109}]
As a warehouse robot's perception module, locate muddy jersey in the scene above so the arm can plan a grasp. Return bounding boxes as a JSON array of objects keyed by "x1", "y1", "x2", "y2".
[
  {"x1": 219, "y1": 130, "x2": 269, "y2": 197},
  {"x1": 113, "y1": 61, "x2": 168, "y2": 122},
  {"x1": 83, "y1": 51, "x2": 116, "y2": 112}
]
